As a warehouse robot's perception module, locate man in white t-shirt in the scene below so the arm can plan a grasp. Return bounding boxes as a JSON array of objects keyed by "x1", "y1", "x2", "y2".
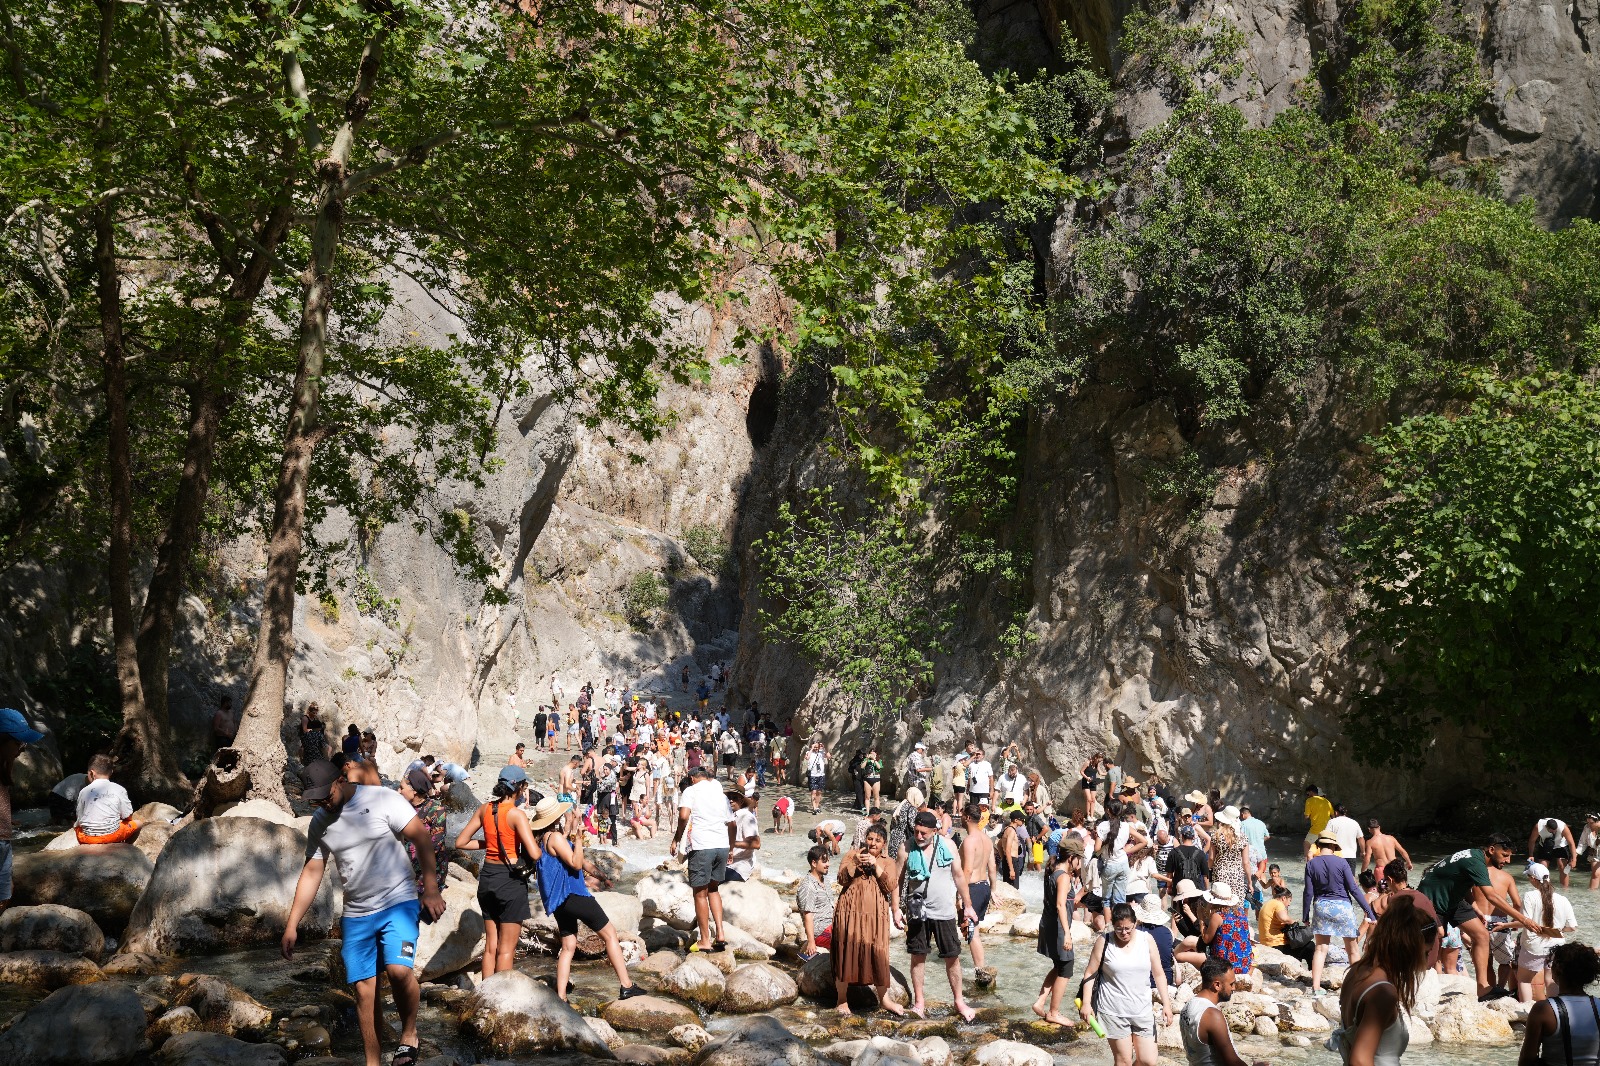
[
  {"x1": 804, "y1": 741, "x2": 828, "y2": 815},
  {"x1": 997, "y1": 764, "x2": 1027, "y2": 810},
  {"x1": 1323, "y1": 803, "x2": 1365, "y2": 871},
  {"x1": 966, "y1": 745, "x2": 994, "y2": 807},
  {"x1": 1529, "y1": 817, "x2": 1579, "y2": 888},
  {"x1": 672, "y1": 766, "x2": 735, "y2": 952},
  {"x1": 727, "y1": 792, "x2": 762, "y2": 882},
  {"x1": 74, "y1": 754, "x2": 141, "y2": 844},
  {"x1": 284, "y1": 761, "x2": 445, "y2": 1066}
]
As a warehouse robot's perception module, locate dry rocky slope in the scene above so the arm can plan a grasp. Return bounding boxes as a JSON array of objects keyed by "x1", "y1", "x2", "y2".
[{"x1": 2, "y1": 0, "x2": 1593, "y2": 819}]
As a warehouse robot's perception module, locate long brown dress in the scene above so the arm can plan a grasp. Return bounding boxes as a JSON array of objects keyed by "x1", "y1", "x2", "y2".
[{"x1": 831, "y1": 847, "x2": 895, "y2": 988}]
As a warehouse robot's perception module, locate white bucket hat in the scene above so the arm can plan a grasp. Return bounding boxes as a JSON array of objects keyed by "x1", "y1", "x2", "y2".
[
  {"x1": 1173, "y1": 878, "x2": 1204, "y2": 901},
  {"x1": 1214, "y1": 805, "x2": 1241, "y2": 827},
  {"x1": 1203, "y1": 882, "x2": 1240, "y2": 908},
  {"x1": 1133, "y1": 894, "x2": 1170, "y2": 926}
]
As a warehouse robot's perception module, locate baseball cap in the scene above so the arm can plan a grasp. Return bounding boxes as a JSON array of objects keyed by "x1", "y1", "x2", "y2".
[
  {"x1": 499, "y1": 764, "x2": 528, "y2": 787},
  {"x1": 302, "y1": 760, "x2": 341, "y2": 802},
  {"x1": 0, "y1": 708, "x2": 43, "y2": 745}
]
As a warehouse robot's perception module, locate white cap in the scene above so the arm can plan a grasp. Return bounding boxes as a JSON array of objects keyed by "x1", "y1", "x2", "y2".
[{"x1": 1527, "y1": 861, "x2": 1551, "y2": 882}]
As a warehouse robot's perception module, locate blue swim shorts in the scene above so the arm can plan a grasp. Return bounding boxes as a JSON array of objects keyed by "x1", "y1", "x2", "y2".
[{"x1": 340, "y1": 898, "x2": 420, "y2": 983}]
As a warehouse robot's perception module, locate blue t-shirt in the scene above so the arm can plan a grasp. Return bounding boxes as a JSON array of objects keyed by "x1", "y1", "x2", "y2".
[{"x1": 1239, "y1": 816, "x2": 1269, "y2": 859}]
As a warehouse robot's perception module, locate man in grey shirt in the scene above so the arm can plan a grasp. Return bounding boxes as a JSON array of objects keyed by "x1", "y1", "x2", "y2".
[
  {"x1": 283, "y1": 761, "x2": 445, "y2": 1066},
  {"x1": 900, "y1": 810, "x2": 979, "y2": 1021}
]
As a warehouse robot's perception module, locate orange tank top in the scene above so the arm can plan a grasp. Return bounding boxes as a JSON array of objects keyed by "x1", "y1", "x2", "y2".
[{"x1": 483, "y1": 800, "x2": 520, "y2": 866}]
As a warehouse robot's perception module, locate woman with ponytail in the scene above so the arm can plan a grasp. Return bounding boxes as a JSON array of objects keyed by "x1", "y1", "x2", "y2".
[
  {"x1": 1518, "y1": 862, "x2": 1580, "y2": 1003},
  {"x1": 1332, "y1": 894, "x2": 1434, "y2": 1066},
  {"x1": 454, "y1": 766, "x2": 541, "y2": 978}
]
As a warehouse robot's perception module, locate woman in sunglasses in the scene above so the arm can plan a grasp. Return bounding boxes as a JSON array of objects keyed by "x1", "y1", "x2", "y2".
[{"x1": 1330, "y1": 895, "x2": 1435, "y2": 1066}]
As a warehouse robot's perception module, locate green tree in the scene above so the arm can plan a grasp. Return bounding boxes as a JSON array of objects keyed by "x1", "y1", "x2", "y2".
[
  {"x1": 755, "y1": 489, "x2": 950, "y2": 729},
  {"x1": 1344, "y1": 374, "x2": 1600, "y2": 770}
]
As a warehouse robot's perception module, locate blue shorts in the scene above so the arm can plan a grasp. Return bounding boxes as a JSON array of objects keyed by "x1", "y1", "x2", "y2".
[{"x1": 340, "y1": 899, "x2": 420, "y2": 983}]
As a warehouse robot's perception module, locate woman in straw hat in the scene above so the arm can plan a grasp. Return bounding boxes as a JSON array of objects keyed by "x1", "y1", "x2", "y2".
[
  {"x1": 1305, "y1": 832, "x2": 1376, "y2": 995},
  {"x1": 1210, "y1": 806, "x2": 1255, "y2": 918},
  {"x1": 1173, "y1": 881, "x2": 1253, "y2": 975},
  {"x1": 454, "y1": 766, "x2": 542, "y2": 979},
  {"x1": 526, "y1": 792, "x2": 641, "y2": 1002}
]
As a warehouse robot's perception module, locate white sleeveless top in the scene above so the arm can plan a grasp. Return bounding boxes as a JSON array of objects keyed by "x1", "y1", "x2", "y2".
[
  {"x1": 1340, "y1": 979, "x2": 1408, "y2": 1066},
  {"x1": 1181, "y1": 997, "x2": 1219, "y2": 1066},
  {"x1": 1544, "y1": 995, "x2": 1600, "y2": 1066},
  {"x1": 1095, "y1": 930, "x2": 1155, "y2": 1019}
]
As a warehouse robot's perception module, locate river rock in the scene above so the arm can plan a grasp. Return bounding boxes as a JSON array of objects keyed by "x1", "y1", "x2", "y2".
[
  {"x1": 617, "y1": 1046, "x2": 691, "y2": 1065},
  {"x1": 1008, "y1": 913, "x2": 1040, "y2": 937},
  {"x1": 641, "y1": 917, "x2": 690, "y2": 952},
  {"x1": 663, "y1": 954, "x2": 726, "y2": 1008},
  {"x1": 1253, "y1": 1016, "x2": 1279, "y2": 1037},
  {"x1": 219, "y1": 799, "x2": 303, "y2": 830},
  {"x1": 965, "y1": 1040, "x2": 1051, "y2": 1066},
  {"x1": 119, "y1": 817, "x2": 340, "y2": 956},
  {"x1": 719, "y1": 922, "x2": 776, "y2": 958},
  {"x1": 854, "y1": 1038, "x2": 923, "y2": 1066},
  {"x1": 135, "y1": 802, "x2": 184, "y2": 824},
  {"x1": 987, "y1": 882, "x2": 1027, "y2": 920},
  {"x1": 587, "y1": 1016, "x2": 621, "y2": 1048},
  {"x1": 11, "y1": 844, "x2": 153, "y2": 935},
  {"x1": 172, "y1": 975, "x2": 273, "y2": 1038},
  {"x1": 0, "y1": 904, "x2": 106, "y2": 959},
  {"x1": 0, "y1": 949, "x2": 103, "y2": 987},
  {"x1": 671, "y1": 1023, "x2": 712, "y2": 1051},
  {"x1": 150, "y1": 1005, "x2": 204, "y2": 1046},
  {"x1": 1406, "y1": 1012, "x2": 1434, "y2": 1045},
  {"x1": 691, "y1": 1014, "x2": 818, "y2": 1065},
  {"x1": 416, "y1": 869, "x2": 485, "y2": 981},
  {"x1": 719, "y1": 962, "x2": 798, "y2": 1012},
  {"x1": 0, "y1": 981, "x2": 148, "y2": 1064},
  {"x1": 156, "y1": 1032, "x2": 289, "y2": 1065},
  {"x1": 459, "y1": 969, "x2": 615, "y2": 1057},
  {"x1": 596, "y1": 890, "x2": 645, "y2": 935},
  {"x1": 600, "y1": 992, "x2": 700, "y2": 1031},
  {"x1": 42, "y1": 828, "x2": 79, "y2": 851},
  {"x1": 637, "y1": 871, "x2": 697, "y2": 930},
  {"x1": 589, "y1": 849, "x2": 628, "y2": 881},
  {"x1": 1279, "y1": 1000, "x2": 1332, "y2": 1033},
  {"x1": 717, "y1": 881, "x2": 789, "y2": 945},
  {"x1": 1430, "y1": 998, "x2": 1514, "y2": 1043},
  {"x1": 134, "y1": 822, "x2": 179, "y2": 865}
]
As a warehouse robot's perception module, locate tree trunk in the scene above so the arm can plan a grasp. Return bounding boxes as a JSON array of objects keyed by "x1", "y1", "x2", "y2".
[
  {"x1": 134, "y1": 193, "x2": 294, "y2": 777},
  {"x1": 223, "y1": 32, "x2": 385, "y2": 812},
  {"x1": 90, "y1": 0, "x2": 187, "y2": 807}
]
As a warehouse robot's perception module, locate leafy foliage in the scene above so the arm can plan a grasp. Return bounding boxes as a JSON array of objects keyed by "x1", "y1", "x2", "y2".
[
  {"x1": 622, "y1": 571, "x2": 669, "y2": 630},
  {"x1": 681, "y1": 524, "x2": 731, "y2": 576},
  {"x1": 755, "y1": 489, "x2": 951, "y2": 728},
  {"x1": 1344, "y1": 374, "x2": 1600, "y2": 770}
]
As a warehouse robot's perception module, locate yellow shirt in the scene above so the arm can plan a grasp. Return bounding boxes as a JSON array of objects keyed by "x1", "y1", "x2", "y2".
[
  {"x1": 1258, "y1": 898, "x2": 1290, "y2": 947},
  {"x1": 1304, "y1": 795, "x2": 1333, "y2": 835}
]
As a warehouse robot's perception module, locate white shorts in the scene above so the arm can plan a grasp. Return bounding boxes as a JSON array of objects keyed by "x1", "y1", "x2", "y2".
[
  {"x1": 1100, "y1": 1011, "x2": 1156, "y2": 1039},
  {"x1": 1516, "y1": 947, "x2": 1551, "y2": 972}
]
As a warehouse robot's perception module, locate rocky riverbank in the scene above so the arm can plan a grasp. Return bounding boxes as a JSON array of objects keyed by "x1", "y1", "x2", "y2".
[{"x1": 0, "y1": 771, "x2": 1532, "y2": 1066}]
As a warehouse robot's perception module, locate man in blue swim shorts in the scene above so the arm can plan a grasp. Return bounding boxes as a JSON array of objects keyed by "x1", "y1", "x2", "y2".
[{"x1": 283, "y1": 760, "x2": 446, "y2": 1066}]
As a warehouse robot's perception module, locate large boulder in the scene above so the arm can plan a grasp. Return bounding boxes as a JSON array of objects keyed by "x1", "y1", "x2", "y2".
[
  {"x1": 11, "y1": 844, "x2": 153, "y2": 935},
  {"x1": 459, "y1": 969, "x2": 616, "y2": 1058},
  {"x1": 595, "y1": 891, "x2": 645, "y2": 935},
  {"x1": 219, "y1": 799, "x2": 304, "y2": 830},
  {"x1": 172, "y1": 975, "x2": 274, "y2": 1038},
  {"x1": 691, "y1": 1015, "x2": 819, "y2": 1066},
  {"x1": 133, "y1": 822, "x2": 179, "y2": 865},
  {"x1": 0, "y1": 904, "x2": 106, "y2": 960},
  {"x1": 719, "y1": 962, "x2": 798, "y2": 1013},
  {"x1": 663, "y1": 954, "x2": 726, "y2": 1008},
  {"x1": 986, "y1": 882, "x2": 1027, "y2": 921},
  {"x1": 717, "y1": 881, "x2": 789, "y2": 946},
  {"x1": 797, "y1": 951, "x2": 910, "y2": 1009},
  {"x1": 601, "y1": 993, "x2": 701, "y2": 1032},
  {"x1": 0, "y1": 949, "x2": 103, "y2": 988},
  {"x1": 0, "y1": 981, "x2": 148, "y2": 1064},
  {"x1": 417, "y1": 868, "x2": 485, "y2": 981},
  {"x1": 1430, "y1": 998, "x2": 1515, "y2": 1044},
  {"x1": 637, "y1": 871, "x2": 697, "y2": 930},
  {"x1": 119, "y1": 817, "x2": 340, "y2": 957},
  {"x1": 156, "y1": 1032, "x2": 289, "y2": 1065}
]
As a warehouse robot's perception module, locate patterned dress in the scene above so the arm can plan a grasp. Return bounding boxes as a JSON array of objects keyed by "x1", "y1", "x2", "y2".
[
  {"x1": 405, "y1": 795, "x2": 449, "y2": 893},
  {"x1": 1210, "y1": 907, "x2": 1254, "y2": 974}
]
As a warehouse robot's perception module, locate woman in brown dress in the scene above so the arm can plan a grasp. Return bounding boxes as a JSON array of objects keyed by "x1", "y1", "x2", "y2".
[{"x1": 831, "y1": 823, "x2": 905, "y2": 1016}]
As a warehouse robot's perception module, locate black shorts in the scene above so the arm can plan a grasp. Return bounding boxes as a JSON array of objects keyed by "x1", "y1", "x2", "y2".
[
  {"x1": 722, "y1": 754, "x2": 737, "y2": 767},
  {"x1": 1536, "y1": 841, "x2": 1572, "y2": 864},
  {"x1": 906, "y1": 917, "x2": 962, "y2": 959},
  {"x1": 1451, "y1": 898, "x2": 1483, "y2": 928},
  {"x1": 723, "y1": 869, "x2": 747, "y2": 884},
  {"x1": 478, "y1": 863, "x2": 532, "y2": 924},
  {"x1": 553, "y1": 893, "x2": 611, "y2": 938},
  {"x1": 809, "y1": 775, "x2": 826, "y2": 790}
]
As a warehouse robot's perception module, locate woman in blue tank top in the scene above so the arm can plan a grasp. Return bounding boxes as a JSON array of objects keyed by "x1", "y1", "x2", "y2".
[{"x1": 526, "y1": 795, "x2": 640, "y2": 1003}]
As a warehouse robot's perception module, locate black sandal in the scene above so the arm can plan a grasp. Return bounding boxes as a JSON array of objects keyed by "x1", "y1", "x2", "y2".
[{"x1": 392, "y1": 1045, "x2": 419, "y2": 1066}]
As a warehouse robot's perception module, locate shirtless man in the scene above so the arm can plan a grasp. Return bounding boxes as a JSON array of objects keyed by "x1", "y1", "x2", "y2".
[
  {"x1": 960, "y1": 803, "x2": 999, "y2": 982},
  {"x1": 558, "y1": 755, "x2": 580, "y2": 805},
  {"x1": 1363, "y1": 818, "x2": 1412, "y2": 877},
  {"x1": 1487, "y1": 859, "x2": 1523, "y2": 995}
]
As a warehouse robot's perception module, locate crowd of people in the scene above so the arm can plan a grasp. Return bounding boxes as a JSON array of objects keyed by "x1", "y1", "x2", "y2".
[{"x1": 6, "y1": 665, "x2": 1600, "y2": 1066}]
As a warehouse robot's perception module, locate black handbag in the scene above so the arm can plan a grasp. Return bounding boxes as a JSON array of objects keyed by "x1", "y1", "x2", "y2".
[{"x1": 490, "y1": 800, "x2": 537, "y2": 882}]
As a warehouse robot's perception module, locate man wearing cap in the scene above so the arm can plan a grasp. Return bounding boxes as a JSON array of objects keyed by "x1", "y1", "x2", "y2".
[
  {"x1": 672, "y1": 765, "x2": 735, "y2": 952},
  {"x1": 0, "y1": 708, "x2": 44, "y2": 915},
  {"x1": 966, "y1": 745, "x2": 993, "y2": 809},
  {"x1": 900, "y1": 809, "x2": 980, "y2": 1021},
  {"x1": 284, "y1": 760, "x2": 446, "y2": 1066}
]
